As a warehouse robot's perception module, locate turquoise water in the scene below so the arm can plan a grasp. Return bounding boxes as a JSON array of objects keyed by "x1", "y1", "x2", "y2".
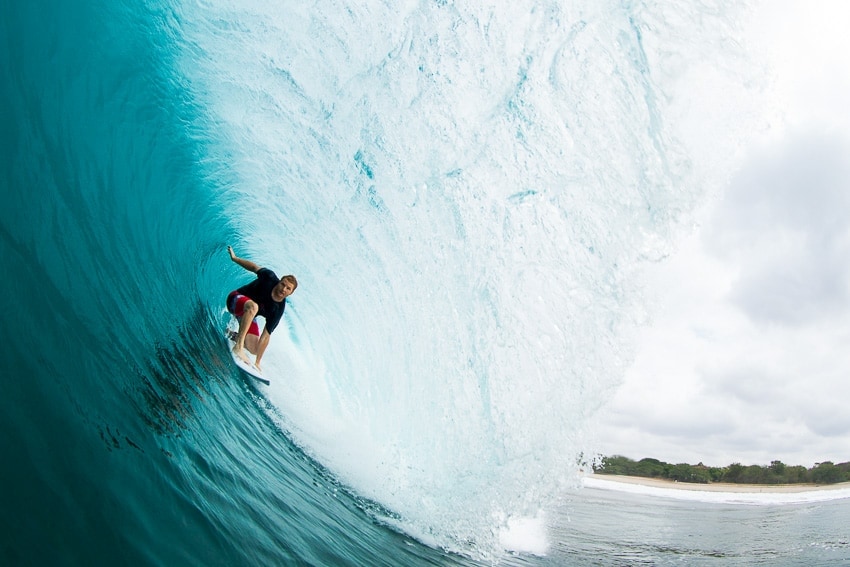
[{"x1": 3, "y1": 0, "x2": 849, "y2": 564}]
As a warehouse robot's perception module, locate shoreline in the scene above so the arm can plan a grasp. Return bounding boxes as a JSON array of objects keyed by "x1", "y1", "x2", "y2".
[{"x1": 585, "y1": 473, "x2": 850, "y2": 494}]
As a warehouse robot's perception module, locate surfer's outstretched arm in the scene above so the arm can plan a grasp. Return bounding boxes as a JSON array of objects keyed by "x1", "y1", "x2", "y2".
[{"x1": 228, "y1": 245, "x2": 261, "y2": 273}]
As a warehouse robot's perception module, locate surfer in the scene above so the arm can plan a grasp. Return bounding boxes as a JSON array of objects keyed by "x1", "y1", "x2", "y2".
[{"x1": 225, "y1": 246, "x2": 297, "y2": 371}]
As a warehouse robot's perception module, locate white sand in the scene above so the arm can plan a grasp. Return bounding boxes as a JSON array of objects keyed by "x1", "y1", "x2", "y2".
[{"x1": 585, "y1": 473, "x2": 850, "y2": 493}]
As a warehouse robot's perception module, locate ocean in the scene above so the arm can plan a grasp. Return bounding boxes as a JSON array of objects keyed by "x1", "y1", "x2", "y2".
[{"x1": 2, "y1": 0, "x2": 848, "y2": 564}]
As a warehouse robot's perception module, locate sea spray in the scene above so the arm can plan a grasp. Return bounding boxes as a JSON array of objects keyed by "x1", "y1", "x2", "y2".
[{"x1": 177, "y1": 0, "x2": 765, "y2": 556}]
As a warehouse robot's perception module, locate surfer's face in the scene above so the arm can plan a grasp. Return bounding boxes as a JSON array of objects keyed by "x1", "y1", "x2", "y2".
[{"x1": 272, "y1": 280, "x2": 295, "y2": 301}]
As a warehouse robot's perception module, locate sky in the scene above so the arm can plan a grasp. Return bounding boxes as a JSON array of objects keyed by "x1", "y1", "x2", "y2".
[{"x1": 595, "y1": 0, "x2": 850, "y2": 468}]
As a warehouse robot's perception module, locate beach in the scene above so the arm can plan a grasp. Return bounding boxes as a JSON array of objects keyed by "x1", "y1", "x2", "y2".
[{"x1": 585, "y1": 473, "x2": 850, "y2": 493}]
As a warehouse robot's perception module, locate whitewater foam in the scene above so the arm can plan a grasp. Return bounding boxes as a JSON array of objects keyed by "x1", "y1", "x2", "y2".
[{"x1": 498, "y1": 513, "x2": 549, "y2": 556}]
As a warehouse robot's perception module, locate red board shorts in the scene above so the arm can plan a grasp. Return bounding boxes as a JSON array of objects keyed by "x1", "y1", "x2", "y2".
[{"x1": 226, "y1": 291, "x2": 260, "y2": 336}]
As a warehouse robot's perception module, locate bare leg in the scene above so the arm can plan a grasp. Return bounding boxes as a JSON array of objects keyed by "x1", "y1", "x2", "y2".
[
  {"x1": 229, "y1": 332, "x2": 259, "y2": 354},
  {"x1": 233, "y1": 300, "x2": 258, "y2": 364},
  {"x1": 244, "y1": 333, "x2": 260, "y2": 355}
]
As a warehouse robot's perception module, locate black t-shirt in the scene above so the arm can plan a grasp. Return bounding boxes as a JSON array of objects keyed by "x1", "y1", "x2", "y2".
[{"x1": 236, "y1": 268, "x2": 286, "y2": 334}]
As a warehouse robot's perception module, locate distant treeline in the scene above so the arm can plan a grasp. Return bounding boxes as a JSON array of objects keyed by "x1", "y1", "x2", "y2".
[{"x1": 594, "y1": 455, "x2": 850, "y2": 485}]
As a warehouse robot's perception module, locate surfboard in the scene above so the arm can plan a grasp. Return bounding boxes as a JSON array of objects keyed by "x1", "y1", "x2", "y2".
[{"x1": 225, "y1": 329, "x2": 270, "y2": 385}]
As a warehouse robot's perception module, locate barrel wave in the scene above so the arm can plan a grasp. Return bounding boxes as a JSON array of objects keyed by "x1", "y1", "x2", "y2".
[{"x1": 1, "y1": 0, "x2": 762, "y2": 564}]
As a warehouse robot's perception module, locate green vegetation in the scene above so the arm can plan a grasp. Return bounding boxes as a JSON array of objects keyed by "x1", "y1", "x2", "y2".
[{"x1": 593, "y1": 456, "x2": 850, "y2": 485}]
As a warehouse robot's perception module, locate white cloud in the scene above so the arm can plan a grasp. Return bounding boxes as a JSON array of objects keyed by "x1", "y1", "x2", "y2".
[
  {"x1": 595, "y1": 1, "x2": 850, "y2": 467},
  {"x1": 707, "y1": 132, "x2": 850, "y2": 326}
]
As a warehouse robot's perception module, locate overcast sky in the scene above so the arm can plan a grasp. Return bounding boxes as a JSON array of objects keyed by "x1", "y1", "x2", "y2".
[{"x1": 595, "y1": 0, "x2": 850, "y2": 468}]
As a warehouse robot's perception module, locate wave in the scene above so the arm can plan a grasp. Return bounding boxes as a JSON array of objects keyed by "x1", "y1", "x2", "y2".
[
  {"x1": 1, "y1": 0, "x2": 766, "y2": 562},
  {"x1": 173, "y1": 0, "x2": 765, "y2": 554}
]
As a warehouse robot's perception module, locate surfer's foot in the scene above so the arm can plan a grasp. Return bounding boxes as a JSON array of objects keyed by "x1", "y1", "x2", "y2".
[{"x1": 232, "y1": 345, "x2": 251, "y2": 365}]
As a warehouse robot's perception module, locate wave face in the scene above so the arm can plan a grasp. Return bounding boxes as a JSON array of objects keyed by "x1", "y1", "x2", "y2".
[{"x1": 1, "y1": 0, "x2": 760, "y2": 562}]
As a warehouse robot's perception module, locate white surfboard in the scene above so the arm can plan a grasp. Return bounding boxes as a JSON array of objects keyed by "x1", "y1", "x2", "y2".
[{"x1": 225, "y1": 328, "x2": 270, "y2": 385}]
